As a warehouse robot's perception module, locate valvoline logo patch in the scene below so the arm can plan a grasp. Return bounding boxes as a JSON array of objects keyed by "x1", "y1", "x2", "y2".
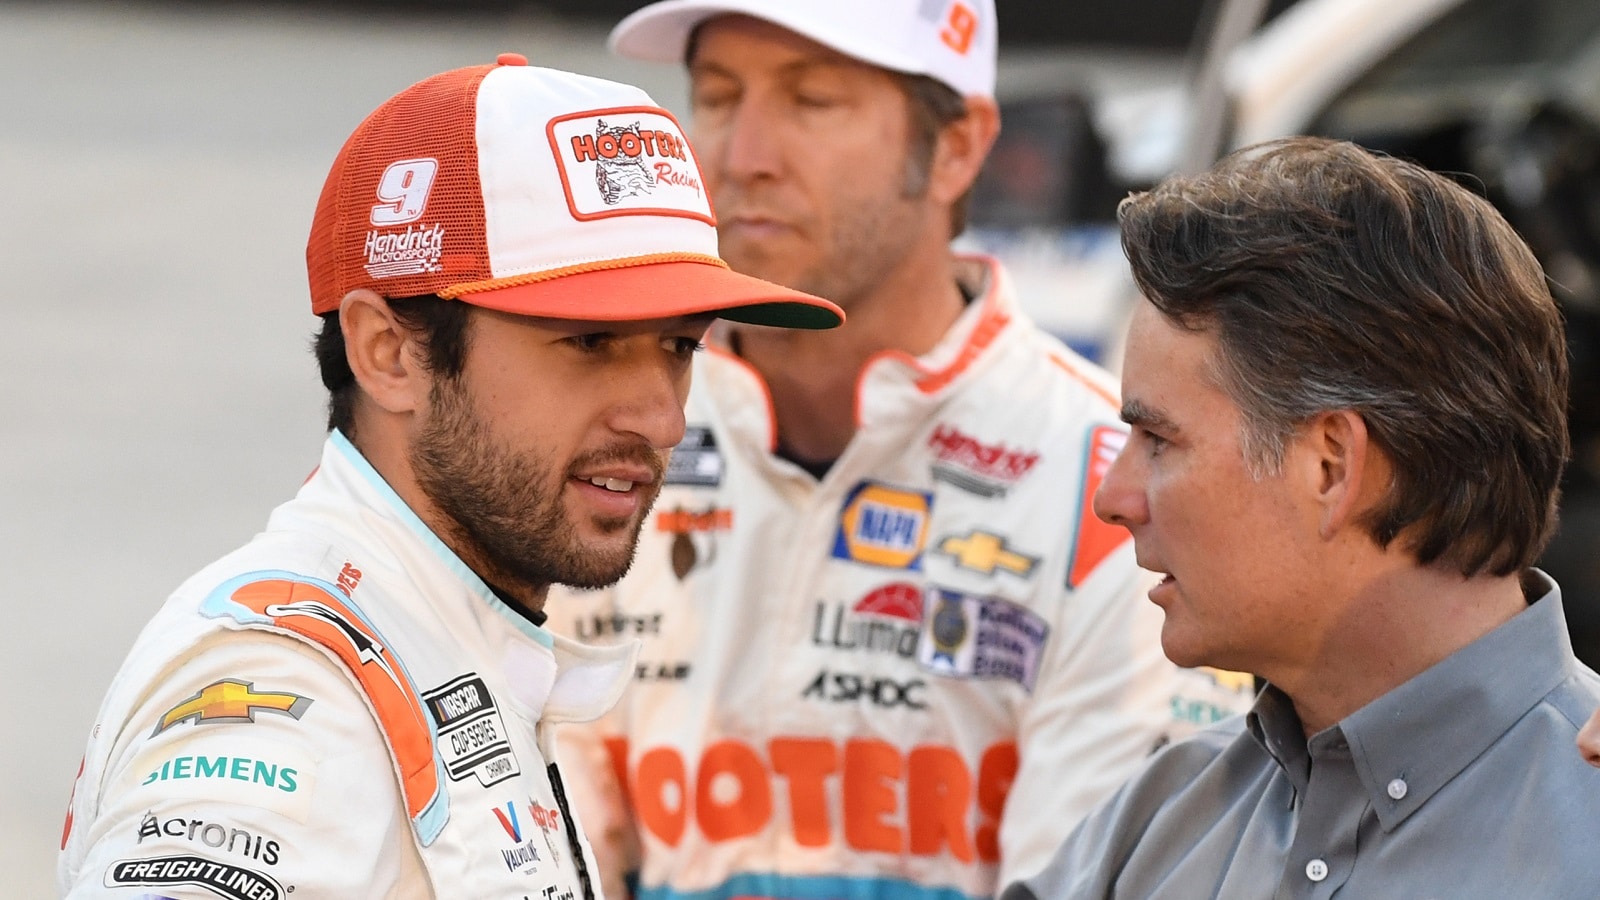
[{"x1": 832, "y1": 482, "x2": 934, "y2": 570}]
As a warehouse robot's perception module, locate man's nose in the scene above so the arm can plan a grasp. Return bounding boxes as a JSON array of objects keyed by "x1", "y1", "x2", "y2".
[
  {"x1": 715, "y1": 97, "x2": 784, "y2": 185},
  {"x1": 609, "y1": 355, "x2": 689, "y2": 452},
  {"x1": 1093, "y1": 439, "x2": 1148, "y2": 528}
]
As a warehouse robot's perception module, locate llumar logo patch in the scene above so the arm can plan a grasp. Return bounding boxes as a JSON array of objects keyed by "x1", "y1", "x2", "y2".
[
  {"x1": 151, "y1": 680, "x2": 313, "y2": 737},
  {"x1": 104, "y1": 854, "x2": 284, "y2": 900},
  {"x1": 547, "y1": 106, "x2": 714, "y2": 224}
]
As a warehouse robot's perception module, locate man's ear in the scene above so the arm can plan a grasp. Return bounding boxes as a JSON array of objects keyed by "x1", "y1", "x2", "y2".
[
  {"x1": 1298, "y1": 409, "x2": 1386, "y2": 540},
  {"x1": 339, "y1": 289, "x2": 427, "y2": 416},
  {"x1": 927, "y1": 95, "x2": 1000, "y2": 208}
]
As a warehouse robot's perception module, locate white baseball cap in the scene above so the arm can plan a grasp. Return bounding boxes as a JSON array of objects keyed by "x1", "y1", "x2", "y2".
[
  {"x1": 609, "y1": 0, "x2": 997, "y2": 99},
  {"x1": 307, "y1": 53, "x2": 843, "y2": 328}
]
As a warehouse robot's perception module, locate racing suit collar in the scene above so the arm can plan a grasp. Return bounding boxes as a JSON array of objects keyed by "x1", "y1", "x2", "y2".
[{"x1": 326, "y1": 428, "x2": 558, "y2": 650}]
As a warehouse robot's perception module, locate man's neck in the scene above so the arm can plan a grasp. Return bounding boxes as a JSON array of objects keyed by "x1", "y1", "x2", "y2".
[
  {"x1": 729, "y1": 250, "x2": 972, "y2": 464},
  {"x1": 344, "y1": 422, "x2": 552, "y2": 618},
  {"x1": 1275, "y1": 564, "x2": 1530, "y2": 737}
]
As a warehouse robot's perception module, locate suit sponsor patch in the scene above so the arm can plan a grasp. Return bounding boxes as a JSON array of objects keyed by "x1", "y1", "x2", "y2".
[
  {"x1": 927, "y1": 423, "x2": 1040, "y2": 498},
  {"x1": 152, "y1": 680, "x2": 312, "y2": 737},
  {"x1": 423, "y1": 674, "x2": 520, "y2": 789},
  {"x1": 832, "y1": 481, "x2": 934, "y2": 570},
  {"x1": 137, "y1": 812, "x2": 282, "y2": 866},
  {"x1": 933, "y1": 530, "x2": 1039, "y2": 579},
  {"x1": 663, "y1": 426, "x2": 723, "y2": 486},
  {"x1": 128, "y1": 736, "x2": 317, "y2": 823},
  {"x1": 811, "y1": 583, "x2": 924, "y2": 658},
  {"x1": 104, "y1": 854, "x2": 285, "y2": 900},
  {"x1": 918, "y1": 589, "x2": 1049, "y2": 692}
]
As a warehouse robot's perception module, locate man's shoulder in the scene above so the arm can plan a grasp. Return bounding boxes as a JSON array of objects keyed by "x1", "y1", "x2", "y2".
[{"x1": 1546, "y1": 663, "x2": 1600, "y2": 728}]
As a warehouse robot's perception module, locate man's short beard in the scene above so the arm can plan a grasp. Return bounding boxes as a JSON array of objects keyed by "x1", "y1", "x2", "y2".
[{"x1": 410, "y1": 374, "x2": 662, "y2": 593}]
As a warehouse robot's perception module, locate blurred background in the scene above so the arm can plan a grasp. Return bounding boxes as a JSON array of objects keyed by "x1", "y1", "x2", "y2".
[{"x1": 4, "y1": 0, "x2": 1597, "y2": 895}]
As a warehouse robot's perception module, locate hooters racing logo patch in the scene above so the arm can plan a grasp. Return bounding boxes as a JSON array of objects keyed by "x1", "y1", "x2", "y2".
[{"x1": 546, "y1": 106, "x2": 713, "y2": 224}]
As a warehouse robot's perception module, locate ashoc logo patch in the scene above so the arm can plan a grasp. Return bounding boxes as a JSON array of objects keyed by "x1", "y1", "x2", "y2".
[
  {"x1": 832, "y1": 482, "x2": 934, "y2": 570},
  {"x1": 104, "y1": 855, "x2": 284, "y2": 900}
]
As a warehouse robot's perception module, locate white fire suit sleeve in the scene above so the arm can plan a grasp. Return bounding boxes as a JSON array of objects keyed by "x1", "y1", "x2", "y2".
[
  {"x1": 996, "y1": 548, "x2": 1178, "y2": 886},
  {"x1": 59, "y1": 630, "x2": 427, "y2": 899}
]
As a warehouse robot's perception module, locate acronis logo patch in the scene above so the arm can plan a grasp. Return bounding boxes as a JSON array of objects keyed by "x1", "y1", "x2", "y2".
[{"x1": 832, "y1": 481, "x2": 934, "y2": 570}]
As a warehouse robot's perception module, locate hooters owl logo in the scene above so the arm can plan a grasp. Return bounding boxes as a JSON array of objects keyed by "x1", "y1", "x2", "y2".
[{"x1": 592, "y1": 120, "x2": 657, "y2": 204}]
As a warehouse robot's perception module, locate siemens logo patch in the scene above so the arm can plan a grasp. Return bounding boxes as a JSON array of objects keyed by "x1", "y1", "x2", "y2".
[
  {"x1": 423, "y1": 673, "x2": 520, "y2": 788},
  {"x1": 104, "y1": 854, "x2": 284, "y2": 900},
  {"x1": 141, "y1": 755, "x2": 299, "y2": 793}
]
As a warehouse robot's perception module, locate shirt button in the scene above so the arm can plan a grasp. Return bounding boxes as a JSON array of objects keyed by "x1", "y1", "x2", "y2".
[
  {"x1": 1387, "y1": 778, "x2": 1409, "y2": 800},
  {"x1": 1306, "y1": 859, "x2": 1329, "y2": 882}
]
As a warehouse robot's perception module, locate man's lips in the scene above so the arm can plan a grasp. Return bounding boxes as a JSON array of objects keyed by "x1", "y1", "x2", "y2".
[
  {"x1": 573, "y1": 468, "x2": 655, "y2": 494},
  {"x1": 1148, "y1": 572, "x2": 1178, "y2": 605}
]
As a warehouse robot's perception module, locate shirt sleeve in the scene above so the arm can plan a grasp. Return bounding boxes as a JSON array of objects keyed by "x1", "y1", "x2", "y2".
[
  {"x1": 998, "y1": 544, "x2": 1229, "y2": 885},
  {"x1": 59, "y1": 630, "x2": 427, "y2": 899}
]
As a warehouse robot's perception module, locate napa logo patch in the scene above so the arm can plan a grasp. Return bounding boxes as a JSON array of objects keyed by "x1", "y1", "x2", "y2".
[{"x1": 832, "y1": 481, "x2": 934, "y2": 570}]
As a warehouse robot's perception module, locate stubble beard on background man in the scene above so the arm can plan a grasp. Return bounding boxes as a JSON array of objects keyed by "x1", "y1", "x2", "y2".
[{"x1": 411, "y1": 373, "x2": 666, "y2": 595}]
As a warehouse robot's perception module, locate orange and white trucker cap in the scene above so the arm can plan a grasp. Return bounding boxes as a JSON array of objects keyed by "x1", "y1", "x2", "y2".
[
  {"x1": 307, "y1": 54, "x2": 843, "y2": 328},
  {"x1": 609, "y1": 0, "x2": 997, "y2": 99}
]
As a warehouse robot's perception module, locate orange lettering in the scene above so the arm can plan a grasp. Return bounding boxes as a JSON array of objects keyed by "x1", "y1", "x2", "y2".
[
  {"x1": 974, "y1": 741, "x2": 1018, "y2": 862},
  {"x1": 696, "y1": 740, "x2": 771, "y2": 842},
  {"x1": 907, "y1": 745, "x2": 974, "y2": 862},
  {"x1": 570, "y1": 134, "x2": 598, "y2": 163},
  {"x1": 843, "y1": 739, "x2": 902, "y2": 853},
  {"x1": 940, "y1": 2, "x2": 978, "y2": 55},
  {"x1": 605, "y1": 736, "x2": 632, "y2": 810},
  {"x1": 769, "y1": 738, "x2": 838, "y2": 847},
  {"x1": 636, "y1": 747, "x2": 688, "y2": 846}
]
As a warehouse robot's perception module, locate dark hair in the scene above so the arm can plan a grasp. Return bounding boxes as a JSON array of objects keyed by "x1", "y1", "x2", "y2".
[
  {"x1": 1118, "y1": 136, "x2": 1569, "y2": 577},
  {"x1": 897, "y1": 73, "x2": 971, "y2": 238},
  {"x1": 313, "y1": 294, "x2": 472, "y2": 437}
]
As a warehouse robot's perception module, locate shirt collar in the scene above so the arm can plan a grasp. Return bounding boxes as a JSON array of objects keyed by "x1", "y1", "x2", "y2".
[
  {"x1": 1343, "y1": 571, "x2": 1575, "y2": 830},
  {"x1": 1246, "y1": 572, "x2": 1574, "y2": 827}
]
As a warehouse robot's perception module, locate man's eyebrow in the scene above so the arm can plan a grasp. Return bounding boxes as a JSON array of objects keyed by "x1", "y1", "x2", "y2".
[{"x1": 1120, "y1": 399, "x2": 1178, "y2": 433}]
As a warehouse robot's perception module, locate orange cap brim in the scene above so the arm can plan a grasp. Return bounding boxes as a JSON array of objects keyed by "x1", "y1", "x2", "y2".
[{"x1": 451, "y1": 258, "x2": 843, "y2": 329}]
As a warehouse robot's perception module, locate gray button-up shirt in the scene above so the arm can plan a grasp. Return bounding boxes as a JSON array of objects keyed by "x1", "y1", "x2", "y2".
[{"x1": 1006, "y1": 573, "x2": 1600, "y2": 899}]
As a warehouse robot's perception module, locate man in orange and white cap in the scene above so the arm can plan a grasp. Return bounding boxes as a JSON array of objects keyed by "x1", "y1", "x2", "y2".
[
  {"x1": 550, "y1": 4, "x2": 1255, "y2": 899},
  {"x1": 57, "y1": 55, "x2": 840, "y2": 899}
]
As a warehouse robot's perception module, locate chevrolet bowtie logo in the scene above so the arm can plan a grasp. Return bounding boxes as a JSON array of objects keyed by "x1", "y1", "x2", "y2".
[
  {"x1": 935, "y1": 530, "x2": 1038, "y2": 577},
  {"x1": 152, "y1": 679, "x2": 314, "y2": 736}
]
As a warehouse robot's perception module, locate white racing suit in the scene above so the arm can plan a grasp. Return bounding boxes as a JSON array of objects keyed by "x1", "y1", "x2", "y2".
[
  {"x1": 554, "y1": 258, "x2": 1255, "y2": 900},
  {"x1": 59, "y1": 431, "x2": 634, "y2": 899}
]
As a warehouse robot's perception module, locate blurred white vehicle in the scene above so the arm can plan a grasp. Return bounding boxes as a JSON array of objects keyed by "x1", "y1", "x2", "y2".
[{"x1": 966, "y1": 0, "x2": 1600, "y2": 657}]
